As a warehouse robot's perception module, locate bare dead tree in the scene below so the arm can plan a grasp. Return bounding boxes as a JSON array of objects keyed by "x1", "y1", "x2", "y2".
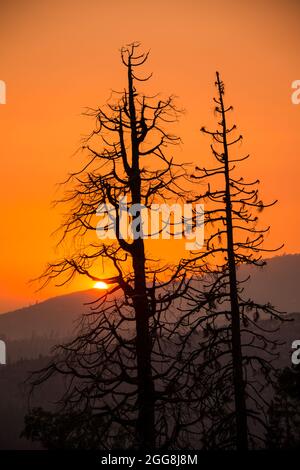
[
  {"x1": 25, "y1": 43, "x2": 197, "y2": 450},
  {"x1": 175, "y1": 72, "x2": 286, "y2": 450},
  {"x1": 23, "y1": 59, "x2": 285, "y2": 451}
]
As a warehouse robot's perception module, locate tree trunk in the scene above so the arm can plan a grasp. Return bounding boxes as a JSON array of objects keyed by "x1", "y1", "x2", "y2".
[
  {"x1": 127, "y1": 56, "x2": 155, "y2": 449},
  {"x1": 216, "y1": 72, "x2": 248, "y2": 450},
  {"x1": 132, "y1": 242, "x2": 155, "y2": 449}
]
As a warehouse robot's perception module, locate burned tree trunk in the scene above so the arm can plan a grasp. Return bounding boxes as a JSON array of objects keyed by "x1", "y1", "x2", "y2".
[
  {"x1": 125, "y1": 45, "x2": 155, "y2": 449},
  {"x1": 181, "y1": 71, "x2": 284, "y2": 449},
  {"x1": 25, "y1": 43, "x2": 192, "y2": 450},
  {"x1": 216, "y1": 72, "x2": 248, "y2": 450}
]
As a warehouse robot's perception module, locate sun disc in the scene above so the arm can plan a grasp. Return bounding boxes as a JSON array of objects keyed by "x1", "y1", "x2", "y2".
[{"x1": 94, "y1": 281, "x2": 108, "y2": 290}]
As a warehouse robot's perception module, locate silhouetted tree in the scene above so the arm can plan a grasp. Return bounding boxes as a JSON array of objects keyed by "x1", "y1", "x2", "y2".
[
  {"x1": 177, "y1": 72, "x2": 285, "y2": 449},
  {"x1": 25, "y1": 43, "x2": 194, "y2": 450},
  {"x1": 23, "y1": 61, "x2": 285, "y2": 451},
  {"x1": 22, "y1": 406, "x2": 138, "y2": 449},
  {"x1": 266, "y1": 365, "x2": 300, "y2": 448}
]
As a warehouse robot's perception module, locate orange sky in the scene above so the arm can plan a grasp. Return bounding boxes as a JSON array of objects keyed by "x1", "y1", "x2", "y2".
[{"x1": 0, "y1": 0, "x2": 299, "y2": 313}]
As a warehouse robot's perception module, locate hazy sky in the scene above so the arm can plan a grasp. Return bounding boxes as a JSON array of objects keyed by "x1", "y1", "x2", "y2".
[{"x1": 0, "y1": 0, "x2": 299, "y2": 312}]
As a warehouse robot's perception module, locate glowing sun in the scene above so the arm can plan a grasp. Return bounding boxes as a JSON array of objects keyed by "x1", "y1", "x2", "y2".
[{"x1": 94, "y1": 281, "x2": 109, "y2": 290}]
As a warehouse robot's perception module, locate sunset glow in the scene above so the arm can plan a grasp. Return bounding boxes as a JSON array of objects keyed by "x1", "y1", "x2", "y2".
[{"x1": 0, "y1": 0, "x2": 299, "y2": 313}]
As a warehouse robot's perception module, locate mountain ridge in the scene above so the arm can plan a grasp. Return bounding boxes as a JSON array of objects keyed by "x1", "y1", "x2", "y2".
[
  {"x1": 0, "y1": 288, "x2": 104, "y2": 341},
  {"x1": 1, "y1": 254, "x2": 299, "y2": 343}
]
